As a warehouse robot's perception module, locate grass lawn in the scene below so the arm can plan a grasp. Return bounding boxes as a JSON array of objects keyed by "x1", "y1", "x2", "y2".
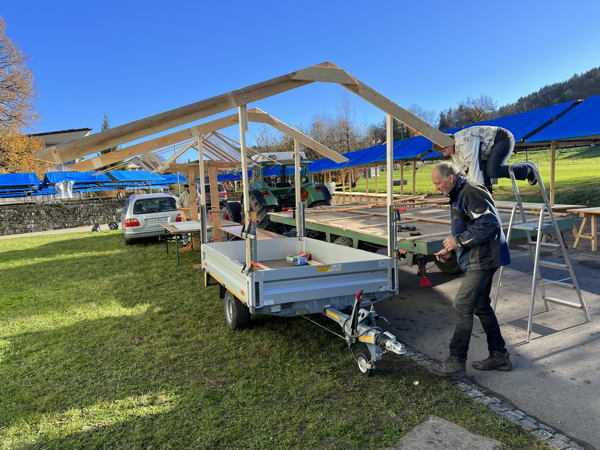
[
  {"x1": 0, "y1": 231, "x2": 551, "y2": 449},
  {"x1": 350, "y1": 146, "x2": 600, "y2": 207}
]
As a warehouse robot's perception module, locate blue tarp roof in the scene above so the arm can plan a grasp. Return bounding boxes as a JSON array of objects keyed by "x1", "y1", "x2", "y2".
[
  {"x1": 525, "y1": 95, "x2": 600, "y2": 143},
  {"x1": 42, "y1": 171, "x2": 112, "y2": 186},
  {"x1": 309, "y1": 137, "x2": 432, "y2": 173},
  {"x1": 161, "y1": 173, "x2": 188, "y2": 184},
  {"x1": 107, "y1": 170, "x2": 166, "y2": 183},
  {"x1": 442, "y1": 101, "x2": 578, "y2": 142},
  {"x1": 0, "y1": 173, "x2": 39, "y2": 189}
]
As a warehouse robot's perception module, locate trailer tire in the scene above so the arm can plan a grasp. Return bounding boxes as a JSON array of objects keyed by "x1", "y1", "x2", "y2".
[
  {"x1": 224, "y1": 291, "x2": 250, "y2": 330},
  {"x1": 221, "y1": 201, "x2": 243, "y2": 223},
  {"x1": 356, "y1": 353, "x2": 372, "y2": 376},
  {"x1": 333, "y1": 236, "x2": 353, "y2": 248},
  {"x1": 433, "y1": 252, "x2": 463, "y2": 275}
]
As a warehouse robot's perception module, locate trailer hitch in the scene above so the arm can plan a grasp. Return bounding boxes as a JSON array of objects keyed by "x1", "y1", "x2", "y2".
[{"x1": 324, "y1": 290, "x2": 406, "y2": 375}]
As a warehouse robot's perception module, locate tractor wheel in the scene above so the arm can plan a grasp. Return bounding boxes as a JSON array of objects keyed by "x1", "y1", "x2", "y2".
[
  {"x1": 333, "y1": 236, "x2": 353, "y2": 248},
  {"x1": 224, "y1": 291, "x2": 250, "y2": 330},
  {"x1": 433, "y1": 252, "x2": 463, "y2": 275},
  {"x1": 248, "y1": 195, "x2": 279, "y2": 232},
  {"x1": 310, "y1": 200, "x2": 330, "y2": 208},
  {"x1": 221, "y1": 201, "x2": 243, "y2": 223}
]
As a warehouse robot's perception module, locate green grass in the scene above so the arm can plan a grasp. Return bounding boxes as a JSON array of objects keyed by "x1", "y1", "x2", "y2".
[
  {"x1": 351, "y1": 146, "x2": 600, "y2": 206},
  {"x1": 0, "y1": 232, "x2": 550, "y2": 449}
]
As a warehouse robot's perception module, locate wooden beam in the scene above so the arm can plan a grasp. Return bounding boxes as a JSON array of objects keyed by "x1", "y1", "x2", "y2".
[
  {"x1": 341, "y1": 75, "x2": 454, "y2": 149},
  {"x1": 40, "y1": 62, "x2": 453, "y2": 166},
  {"x1": 38, "y1": 67, "x2": 320, "y2": 164}
]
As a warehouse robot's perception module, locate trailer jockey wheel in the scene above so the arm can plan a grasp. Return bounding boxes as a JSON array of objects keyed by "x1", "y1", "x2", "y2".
[
  {"x1": 356, "y1": 353, "x2": 372, "y2": 376},
  {"x1": 416, "y1": 256, "x2": 433, "y2": 288}
]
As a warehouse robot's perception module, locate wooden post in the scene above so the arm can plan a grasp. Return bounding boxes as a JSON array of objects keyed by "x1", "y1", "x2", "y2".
[
  {"x1": 386, "y1": 114, "x2": 394, "y2": 257},
  {"x1": 400, "y1": 163, "x2": 404, "y2": 196},
  {"x1": 550, "y1": 141, "x2": 556, "y2": 206},
  {"x1": 238, "y1": 106, "x2": 251, "y2": 266},
  {"x1": 412, "y1": 160, "x2": 417, "y2": 195},
  {"x1": 375, "y1": 166, "x2": 379, "y2": 194},
  {"x1": 197, "y1": 135, "x2": 206, "y2": 246},
  {"x1": 365, "y1": 167, "x2": 369, "y2": 193},
  {"x1": 208, "y1": 165, "x2": 221, "y2": 241},
  {"x1": 294, "y1": 139, "x2": 302, "y2": 234}
]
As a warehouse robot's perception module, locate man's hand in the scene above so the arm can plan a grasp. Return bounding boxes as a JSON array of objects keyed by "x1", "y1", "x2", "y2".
[
  {"x1": 434, "y1": 248, "x2": 451, "y2": 263},
  {"x1": 442, "y1": 236, "x2": 458, "y2": 252}
]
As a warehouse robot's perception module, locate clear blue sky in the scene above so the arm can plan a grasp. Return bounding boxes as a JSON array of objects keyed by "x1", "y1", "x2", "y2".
[{"x1": 3, "y1": 0, "x2": 600, "y2": 161}]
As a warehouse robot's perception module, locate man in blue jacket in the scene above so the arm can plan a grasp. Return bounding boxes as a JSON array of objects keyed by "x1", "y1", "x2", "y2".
[{"x1": 430, "y1": 161, "x2": 512, "y2": 377}]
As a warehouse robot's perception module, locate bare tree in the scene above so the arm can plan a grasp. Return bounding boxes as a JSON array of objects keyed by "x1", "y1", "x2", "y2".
[
  {"x1": 252, "y1": 124, "x2": 292, "y2": 153},
  {"x1": 438, "y1": 94, "x2": 498, "y2": 129},
  {"x1": 407, "y1": 103, "x2": 438, "y2": 128},
  {"x1": 0, "y1": 16, "x2": 38, "y2": 133}
]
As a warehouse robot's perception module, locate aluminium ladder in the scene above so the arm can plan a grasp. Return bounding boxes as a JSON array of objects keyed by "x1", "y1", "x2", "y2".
[{"x1": 492, "y1": 162, "x2": 591, "y2": 342}]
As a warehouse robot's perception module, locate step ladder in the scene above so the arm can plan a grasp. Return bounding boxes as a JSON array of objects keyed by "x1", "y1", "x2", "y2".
[{"x1": 492, "y1": 162, "x2": 591, "y2": 342}]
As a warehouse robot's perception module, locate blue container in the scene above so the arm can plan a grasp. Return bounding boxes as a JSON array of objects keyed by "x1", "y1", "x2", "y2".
[{"x1": 292, "y1": 256, "x2": 308, "y2": 266}]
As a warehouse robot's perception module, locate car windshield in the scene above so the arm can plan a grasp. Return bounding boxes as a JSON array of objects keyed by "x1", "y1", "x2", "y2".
[{"x1": 133, "y1": 197, "x2": 177, "y2": 214}]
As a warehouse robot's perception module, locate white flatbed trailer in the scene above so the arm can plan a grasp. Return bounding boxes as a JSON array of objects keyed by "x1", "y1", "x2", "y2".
[{"x1": 200, "y1": 107, "x2": 407, "y2": 374}]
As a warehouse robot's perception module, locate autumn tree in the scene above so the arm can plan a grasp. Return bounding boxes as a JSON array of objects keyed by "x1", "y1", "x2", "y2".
[
  {"x1": 0, "y1": 16, "x2": 48, "y2": 174},
  {"x1": 0, "y1": 132, "x2": 50, "y2": 176},
  {"x1": 0, "y1": 16, "x2": 38, "y2": 133}
]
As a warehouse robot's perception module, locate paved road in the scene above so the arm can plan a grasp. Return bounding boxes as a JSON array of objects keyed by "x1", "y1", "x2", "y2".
[{"x1": 379, "y1": 244, "x2": 600, "y2": 449}]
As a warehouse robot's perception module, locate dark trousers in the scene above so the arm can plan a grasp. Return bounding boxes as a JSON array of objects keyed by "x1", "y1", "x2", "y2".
[
  {"x1": 482, "y1": 134, "x2": 530, "y2": 192},
  {"x1": 449, "y1": 268, "x2": 506, "y2": 359}
]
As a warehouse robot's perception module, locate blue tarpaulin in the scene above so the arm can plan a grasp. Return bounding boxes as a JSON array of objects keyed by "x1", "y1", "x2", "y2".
[
  {"x1": 525, "y1": 95, "x2": 600, "y2": 143},
  {"x1": 444, "y1": 101, "x2": 578, "y2": 142},
  {"x1": 42, "y1": 171, "x2": 112, "y2": 186},
  {"x1": 0, "y1": 173, "x2": 39, "y2": 190},
  {"x1": 107, "y1": 170, "x2": 166, "y2": 183}
]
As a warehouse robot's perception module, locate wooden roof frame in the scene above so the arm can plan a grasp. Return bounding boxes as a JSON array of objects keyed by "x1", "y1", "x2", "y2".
[
  {"x1": 67, "y1": 107, "x2": 348, "y2": 171},
  {"x1": 35, "y1": 61, "x2": 454, "y2": 166}
]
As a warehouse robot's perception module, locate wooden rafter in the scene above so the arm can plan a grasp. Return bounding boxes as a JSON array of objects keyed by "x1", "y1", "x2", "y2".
[{"x1": 37, "y1": 62, "x2": 454, "y2": 166}]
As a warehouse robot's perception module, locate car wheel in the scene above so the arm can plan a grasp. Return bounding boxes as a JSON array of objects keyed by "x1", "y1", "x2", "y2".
[{"x1": 124, "y1": 236, "x2": 134, "y2": 246}]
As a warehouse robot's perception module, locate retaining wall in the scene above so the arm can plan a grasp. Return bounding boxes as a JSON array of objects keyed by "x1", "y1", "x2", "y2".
[{"x1": 0, "y1": 199, "x2": 125, "y2": 236}]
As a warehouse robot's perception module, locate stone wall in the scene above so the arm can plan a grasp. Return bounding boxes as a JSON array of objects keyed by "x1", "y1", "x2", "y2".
[{"x1": 0, "y1": 199, "x2": 126, "y2": 236}]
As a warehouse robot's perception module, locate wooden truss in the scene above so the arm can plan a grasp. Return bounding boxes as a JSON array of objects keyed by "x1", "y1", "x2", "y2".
[{"x1": 35, "y1": 61, "x2": 454, "y2": 165}]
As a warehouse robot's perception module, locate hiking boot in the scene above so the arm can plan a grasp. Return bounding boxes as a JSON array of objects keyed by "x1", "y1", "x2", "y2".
[
  {"x1": 430, "y1": 355, "x2": 466, "y2": 377},
  {"x1": 527, "y1": 170, "x2": 538, "y2": 186},
  {"x1": 472, "y1": 351, "x2": 512, "y2": 371}
]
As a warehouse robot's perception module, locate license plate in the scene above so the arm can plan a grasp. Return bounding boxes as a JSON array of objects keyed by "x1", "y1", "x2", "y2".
[{"x1": 147, "y1": 218, "x2": 168, "y2": 224}]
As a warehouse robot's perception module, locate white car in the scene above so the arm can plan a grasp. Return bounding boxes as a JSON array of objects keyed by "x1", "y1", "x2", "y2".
[{"x1": 119, "y1": 193, "x2": 182, "y2": 245}]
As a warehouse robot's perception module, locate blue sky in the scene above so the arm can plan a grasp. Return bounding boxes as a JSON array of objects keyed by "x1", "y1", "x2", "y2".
[{"x1": 3, "y1": 0, "x2": 600, "y2": 161}]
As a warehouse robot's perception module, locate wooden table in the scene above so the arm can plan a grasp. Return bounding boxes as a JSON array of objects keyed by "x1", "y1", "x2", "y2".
[
  {"x1": 567, "y1": 207, "x2": 600, "y2": 251},
  {"x1": 160, "y1": 221, "x2": 204, "y2": 265},
  {"x1": 221, "y1": 225, "x2": 286, "y2": 240}
]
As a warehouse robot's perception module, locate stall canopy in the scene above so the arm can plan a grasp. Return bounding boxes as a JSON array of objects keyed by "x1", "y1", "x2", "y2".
[
  {"x1": 42, "y1": 171, "x2": 112, "y2": 186},
  {"x1": 107, "y1": 170, "x2": 166, "y2": 183},
  {"x1": 525, "y1": 95, "x2": 600, "y2": 144},
  {"x1": 309, "y1": 137, "x2": 435, "y2": 173},
  {"x1": 0, "y1": 173, "x2": 39, "y2": 191}
]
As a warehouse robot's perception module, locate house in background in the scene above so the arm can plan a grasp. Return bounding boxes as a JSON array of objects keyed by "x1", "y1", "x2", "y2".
[{"x1": 30, "y1": 128, "x2": 92, "y2": 171}]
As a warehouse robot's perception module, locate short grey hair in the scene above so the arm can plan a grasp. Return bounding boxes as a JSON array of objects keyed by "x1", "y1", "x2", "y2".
[{"x1": 435, "y1": 161, "x2": 464, "y2": 179}]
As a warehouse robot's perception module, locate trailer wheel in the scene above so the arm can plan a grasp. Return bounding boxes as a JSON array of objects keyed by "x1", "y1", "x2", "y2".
[
  {"x1": 433, "y1": 252, "x2": 463, "y2": 275},
  {"x1": 333, "y1": 236, "x2": 353, "y2": 248},
  {"x1": 356, "y1": 353, "x2": 372, "y2": 376},
  {"x1": 224, "y1": 291, "x2": 250, "y2": 330}
]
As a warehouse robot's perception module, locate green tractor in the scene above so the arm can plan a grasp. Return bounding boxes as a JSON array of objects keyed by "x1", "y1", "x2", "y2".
[{"x1": 221, "y1": 152, "x2": 332, "y2": 232}]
